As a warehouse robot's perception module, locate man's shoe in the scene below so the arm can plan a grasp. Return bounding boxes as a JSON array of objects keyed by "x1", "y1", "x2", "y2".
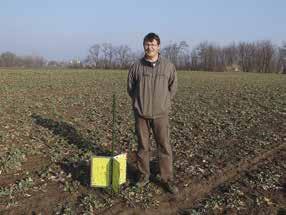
[
  {"x1": 135, "y1": 176, "x2": 149, "y2": 188},
  {"x1": 162, "y1": 181, "x2": 179, "y2": 195}
]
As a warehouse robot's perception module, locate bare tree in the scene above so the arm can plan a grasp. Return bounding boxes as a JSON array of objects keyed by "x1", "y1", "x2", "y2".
[
  {"x1": 190, "y1": 48, "x2": 199, "y2": 70},
  {"x1": 161, "y1": 41, "x2": 189, "y2": 68},
  {"x1": 87, "y1": 44, "x2": 101, "y2": 67},
  {"x1": 238, "y1": 42, "x2": 256, "y2": 72},
  {"x1": 196, "y1": 42, "x2": 217, "y2": 71},
  {"x1": 0, "y1": 52, "x2": 17, "y2": 67},
  {"x1": 254, "y1": 41, "x2": 275, "y2": 73},
  {"x1": 101, "y1": 43, "x2": 115, "y2": 69},
  {"x1": 222, "y1": 43, "x2": 238, "y2": 68},
  {"x1": 115, "y1": 45, "x2": 131, "y2": 68}
]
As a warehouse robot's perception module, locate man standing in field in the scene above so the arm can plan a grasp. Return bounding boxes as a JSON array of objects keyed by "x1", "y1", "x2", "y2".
[{"x1": 127, "y1": 32, "x2": 178, "y2": 194}]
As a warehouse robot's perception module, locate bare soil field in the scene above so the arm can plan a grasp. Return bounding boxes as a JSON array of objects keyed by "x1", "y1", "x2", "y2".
[{"x1": 0, "y1": 69, "x2": 285, "y2": 214}]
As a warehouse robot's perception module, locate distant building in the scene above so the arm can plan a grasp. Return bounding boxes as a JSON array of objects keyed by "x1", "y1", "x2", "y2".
[
  {"x1": 69, "y1": 58, "x2": 82, "y2": 68},
  {"x1": 70, "y1": 58, "x2": 81, "y2": 65}
]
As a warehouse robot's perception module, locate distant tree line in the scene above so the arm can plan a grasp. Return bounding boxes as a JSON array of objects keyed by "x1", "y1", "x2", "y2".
[
  {"x1": 189, "y1": 40, "x2": 286, "y2": 73},
  {"x1": 84, "y1": 40, "x2": 286, "y2": 73},
  {"x1": 0, "y1": 52, "x2": 46, "y2": 68},
  {"x1": 84, "y1": 43, "x2": 139, "y2": 69},
  {"x1": 1, "y1": 41, "x2": 286, "y2": 73}
]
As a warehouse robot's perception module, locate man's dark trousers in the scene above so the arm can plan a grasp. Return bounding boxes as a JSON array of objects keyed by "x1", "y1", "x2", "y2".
[{"x1": 135, "y1": 113, "x2": 173, "y2": 182}]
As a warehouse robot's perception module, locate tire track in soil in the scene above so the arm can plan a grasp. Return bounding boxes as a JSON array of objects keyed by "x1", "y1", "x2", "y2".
[
  {"x1": 0, "y1": 156, "x2": 72, "y2": 214},
  {"x1": 0, "y1": 155, "x2": 50, "y2": 187},
  {"x1": 0, "y1": 182, "x2": 73, "y2": 215},
  {"x1": 101, "y1": 142, "x2": 286, "y2": 215}
]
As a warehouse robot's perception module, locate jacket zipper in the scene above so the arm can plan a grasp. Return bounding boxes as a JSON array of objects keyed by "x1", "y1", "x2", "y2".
[{"x1": 151, "y1": 64, "x2": 158, "y2": 118}]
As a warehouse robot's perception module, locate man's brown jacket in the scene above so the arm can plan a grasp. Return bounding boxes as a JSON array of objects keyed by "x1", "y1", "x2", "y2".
[{"x1": 127, "y1": 56, "x2": 177, "y2": 119}]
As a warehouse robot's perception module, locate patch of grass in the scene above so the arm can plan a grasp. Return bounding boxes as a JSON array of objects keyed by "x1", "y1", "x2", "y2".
[
  {"x1": 80, "y1": 193, "x2": 112, "y2": 213},
  {"x1": 0, "y1": 147, "x2": 27, "y2": 173},
  {"x1": 0, "y1": 176, "x2": 34, "y2": 198},
  {"x1": 54, "y1": 202, "x2": 76, "y2": 215}
]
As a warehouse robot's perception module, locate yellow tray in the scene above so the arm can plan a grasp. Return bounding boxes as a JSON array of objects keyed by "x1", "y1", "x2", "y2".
[{"x1": 90, "y1": 153, "x2": 127, "y2": 192}]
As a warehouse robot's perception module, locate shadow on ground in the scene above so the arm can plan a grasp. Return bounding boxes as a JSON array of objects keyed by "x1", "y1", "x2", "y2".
[{"x1": 31, "y1": 114, "x2": 138, "y2": 187}]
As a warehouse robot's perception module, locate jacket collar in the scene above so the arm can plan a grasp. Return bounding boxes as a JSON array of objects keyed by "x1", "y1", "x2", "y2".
[{"x1": 141, "y1": 54, "x2": 161, "y2": 67}]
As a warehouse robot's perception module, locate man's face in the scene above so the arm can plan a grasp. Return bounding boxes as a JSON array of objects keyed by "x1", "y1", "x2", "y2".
[{"x1": 144, "y1": 39, "x2": 160, "y2": 58}]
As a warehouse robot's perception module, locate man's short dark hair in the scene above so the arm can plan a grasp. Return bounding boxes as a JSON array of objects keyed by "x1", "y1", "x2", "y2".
[{"x1": 143, "y1": 32, "x2": 160, "y2": 45}]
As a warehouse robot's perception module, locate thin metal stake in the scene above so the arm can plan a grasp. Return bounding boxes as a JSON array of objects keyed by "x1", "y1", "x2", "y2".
[
  {"x1": 112, "y1": 94, "x2": 116, "y2": 157},
  {"x1": 111, "y1": 94, "x2": 116, "y2": 195}
]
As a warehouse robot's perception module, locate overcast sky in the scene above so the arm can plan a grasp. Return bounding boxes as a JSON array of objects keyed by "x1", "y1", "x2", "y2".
[{"x1": 1, "y1": 0, "x2": 285, "y2": 60}]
